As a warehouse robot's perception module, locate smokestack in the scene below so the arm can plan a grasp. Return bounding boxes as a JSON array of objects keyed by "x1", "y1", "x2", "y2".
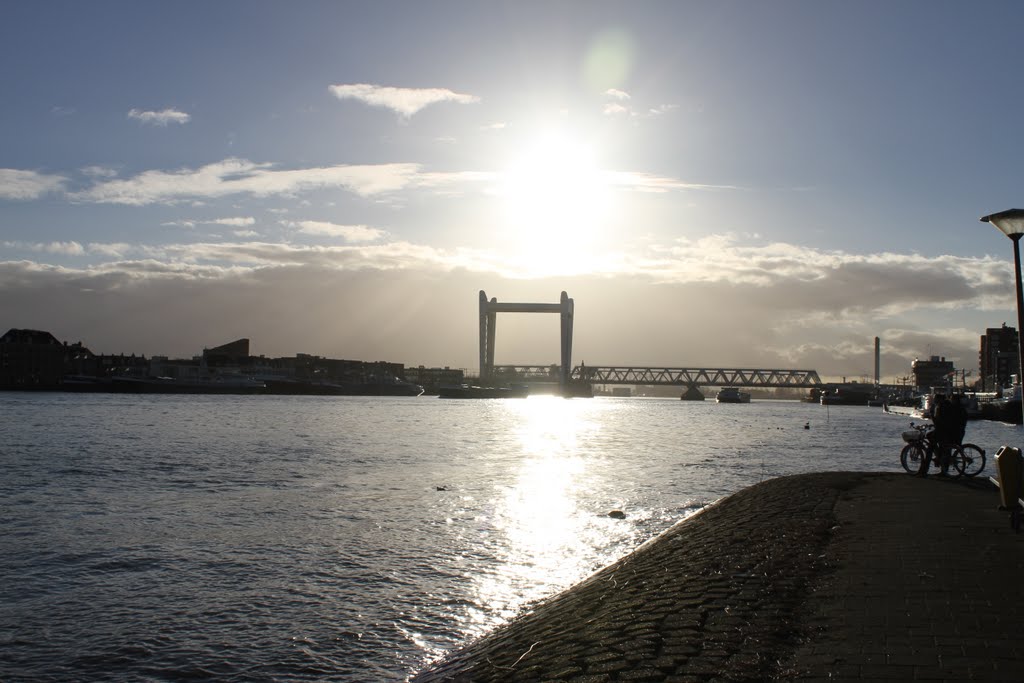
[{"x1": 874, "y1": 337, "x2": 880, "y2": 385}]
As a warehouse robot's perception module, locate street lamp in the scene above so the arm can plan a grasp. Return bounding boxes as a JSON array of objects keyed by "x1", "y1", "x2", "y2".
[{"x1": 982, "y1": 208, "x2": 1024, "y2": 423}]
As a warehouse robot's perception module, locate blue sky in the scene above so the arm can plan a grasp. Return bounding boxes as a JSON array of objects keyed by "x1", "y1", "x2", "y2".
[{"x1": 3, "y1": 1, "x2": 1024, "y2": 381}]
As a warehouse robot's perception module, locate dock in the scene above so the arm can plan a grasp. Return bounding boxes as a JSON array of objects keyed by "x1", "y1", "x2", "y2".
[{"x1": 412, "y1": 472, "x2": 1024, "y2": 682}]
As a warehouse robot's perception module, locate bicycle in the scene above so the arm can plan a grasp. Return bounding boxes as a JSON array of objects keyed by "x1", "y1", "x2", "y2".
[{"x1": 899, "y1": 423, "x2": 986, "y2": 477}]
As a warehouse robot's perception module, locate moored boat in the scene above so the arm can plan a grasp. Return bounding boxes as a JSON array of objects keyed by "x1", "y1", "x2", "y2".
[
  {"x1": 716, "y1": 387, "x2": 751, "y2": 403},
  {"x1": 819, "y1": 387, "x2": 874, "y2": 406},
  {"x1": 976, "y1": 386, "x2": 1023, "y2": 424}
]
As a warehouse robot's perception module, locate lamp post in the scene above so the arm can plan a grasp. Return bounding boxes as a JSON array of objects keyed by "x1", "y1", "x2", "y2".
[{"x1": 982, "y1": 208, "x2": 1024, "y2": 424}]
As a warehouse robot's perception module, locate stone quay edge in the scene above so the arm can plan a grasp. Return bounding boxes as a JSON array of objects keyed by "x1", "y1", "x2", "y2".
[{"x1": 411, "y1": 471, "x2": 1024, "y2": 682}]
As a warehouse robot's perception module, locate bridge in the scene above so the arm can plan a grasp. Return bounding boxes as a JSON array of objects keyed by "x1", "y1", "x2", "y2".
[
  {"x1": 477, "y1": 289, "x2": 824, "y2": 395},
  {"x1": 491, "y1": 365, "x2": 823, "y2": 388}
]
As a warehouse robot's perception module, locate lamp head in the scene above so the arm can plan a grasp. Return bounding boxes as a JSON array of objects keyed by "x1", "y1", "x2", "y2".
[{"x1": 982, "y1": 208, "x2": 1024, "y2": 239}]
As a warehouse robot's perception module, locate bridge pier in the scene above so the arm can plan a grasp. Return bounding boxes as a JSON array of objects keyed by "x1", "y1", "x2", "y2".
[{"x1": 680, "y1": 384, "x2": 706, "y2": 401}]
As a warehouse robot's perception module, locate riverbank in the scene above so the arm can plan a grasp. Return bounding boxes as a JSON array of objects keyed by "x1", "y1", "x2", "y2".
[{"x1": 412, "y1": 471, "x2": 1024, "y2": 682}]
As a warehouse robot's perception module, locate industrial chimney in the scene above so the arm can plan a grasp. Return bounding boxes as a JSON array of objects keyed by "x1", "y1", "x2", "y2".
[{"x1": 874, "y1": 336, "x2": 880, "y2": 385}]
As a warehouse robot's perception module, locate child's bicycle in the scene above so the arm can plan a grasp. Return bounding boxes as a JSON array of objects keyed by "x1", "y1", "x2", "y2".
[{"x1": 899, "y1": 423, "x2": 986, "y2": 477}]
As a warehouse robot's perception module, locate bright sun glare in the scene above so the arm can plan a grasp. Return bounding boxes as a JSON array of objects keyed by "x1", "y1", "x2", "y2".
[
  {"x1": 496, "y1": 129, "x2": 615, "y2": 273},
  {"x1": 464, "y1": 397, "x2": 629, "y2": 636}
]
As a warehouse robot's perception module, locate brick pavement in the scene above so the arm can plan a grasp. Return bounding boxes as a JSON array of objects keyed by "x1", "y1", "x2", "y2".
[{"x1": 411, "y1": 472, "x2": 1024, "y2": 682}]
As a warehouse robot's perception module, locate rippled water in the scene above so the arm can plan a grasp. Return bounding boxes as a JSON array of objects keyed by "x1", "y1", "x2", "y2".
[{"x1": 1, "y1": 392, "x2": 1017, "y2": 681}]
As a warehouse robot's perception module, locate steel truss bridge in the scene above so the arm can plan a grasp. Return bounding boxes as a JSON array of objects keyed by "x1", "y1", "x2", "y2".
[
  {"x1": 492, "y1": 365, "x2": 823, "y2": 388},
  {"x1": 477, "y1": 290, "x2": 824, "y2": 393}
]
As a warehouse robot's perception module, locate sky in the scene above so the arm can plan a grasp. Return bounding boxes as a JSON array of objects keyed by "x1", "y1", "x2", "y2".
[{"x1": 3, "y1": 0, "x2": 1024, "y2": 383}]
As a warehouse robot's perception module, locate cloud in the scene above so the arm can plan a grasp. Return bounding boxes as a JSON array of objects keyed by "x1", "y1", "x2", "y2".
[
  {"x1": 291, "y1": 220, "x2": 385, "y2": 242},
  {"x1": 81, "y1": 165, "x2": 118, "y2": 179},
  {"x1": 53, "y1": 157, "x2": 718, "y2": 207},
  {"x1": 43, "y1": 241, "x2": 85, "y2": 255},
  {"x1": 328, "y1": 83, "x2": 480, "y2": 118},
  {"x1": 602, "y1": 89, "x2": 677, "y2": 119},
  {"x1": 71, "y1": 158, "x2": 422, "y2": 205},
  {"x1": 1, "y1": 240, "x2": 85, "y2": 255},
  {"x1": 648, "y1": 104, "x2": 679, "y2": 116},
  {"x1": 0, "y1": 239, "x2": 1003, "y2": 379},
  {"x1": 233, "y1": 230, "x2": 259, "y2": 238},
  {"x1": 127, "y1": 108, "x2": 191, "y2": 126},
  {"x1": 606, "y1": 171, "x2": 736, "y2": 193},
  {"x1": 211, "y1": 216, "x2": 256, "y2": 227},
  {"x1": 0, "y1": 169, "x2": 66, "y2": 200},
  {"x1": 87, "y1": 243, "x2": 132, "y2": 258},
  {"x1": 151, "y1": 240, "x2": 483, "y2": 273}
]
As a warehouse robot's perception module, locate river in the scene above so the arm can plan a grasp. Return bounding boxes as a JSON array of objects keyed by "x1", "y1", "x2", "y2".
[{"x1": 1, "y1": 392, "x2": 1017, "y2": 681}]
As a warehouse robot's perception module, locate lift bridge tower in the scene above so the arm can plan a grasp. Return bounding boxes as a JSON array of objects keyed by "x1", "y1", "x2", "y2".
[{"x1": 479, "y1": 290, "x2": 574, "y2": 391}]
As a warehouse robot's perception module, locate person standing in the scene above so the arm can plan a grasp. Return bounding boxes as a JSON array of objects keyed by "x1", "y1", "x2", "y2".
[
  {"x1": 920, "y1": 394, "x2": 953, "y2": 476},
  {"x1": 950, "y1": 393, "x2": 969, "y2": 448}
]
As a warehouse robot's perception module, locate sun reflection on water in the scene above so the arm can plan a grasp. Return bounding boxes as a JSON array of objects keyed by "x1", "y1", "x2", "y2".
[{"x1": 463, "y1": 396, "x2": 625, "y2": 635}]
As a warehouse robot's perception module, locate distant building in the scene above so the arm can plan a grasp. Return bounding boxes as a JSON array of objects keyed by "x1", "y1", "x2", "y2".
[
  {"x1": 911, "y1": 355, "x2": 954, "y2": 393},
  {"x1": 65, "y1": 341, "x2": 98, "y2": 377},
  {"x1": 0, "y1": 328, "x2": 438, "y2": 395},
  {"x1": 0, "y1": 328, "x2": 65, "y2": 388},
  {"x1": 203, "y1": 338, "x2": 250, "y2": 366},
  {"x1": 979, "y1": 323, "x2": 1019, "y2": 391},
  {"x1": 96, "y1": 352, "x2": 149, "y2": 378},
  {"x1": 404, "y1": 366, "x2": 464, "y2": 394}
]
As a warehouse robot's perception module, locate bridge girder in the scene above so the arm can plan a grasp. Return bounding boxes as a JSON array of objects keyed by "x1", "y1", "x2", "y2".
[{"x1": 493, "y1": 365, "x2": 823, "y2": 388}]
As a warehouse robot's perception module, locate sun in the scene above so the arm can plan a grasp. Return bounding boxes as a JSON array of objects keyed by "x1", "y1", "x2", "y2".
[{"x1": 495, "y1": 129, "x2": 615, "y2": 272}]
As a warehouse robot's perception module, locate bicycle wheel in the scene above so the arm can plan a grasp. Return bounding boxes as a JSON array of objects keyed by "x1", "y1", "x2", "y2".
[
  {"x1": 958, "y1": 444, "x2": 986, "y2": 477},
  {"x1": 900, "y1": 443, "x2": 925, "y2": 473}
]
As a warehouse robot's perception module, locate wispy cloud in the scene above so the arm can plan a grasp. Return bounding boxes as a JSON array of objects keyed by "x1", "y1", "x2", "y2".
[
  {"x1": 291, "y1": 220, "x2": 385, "y2": 243},
  {"x1": 13, "y1": 155, "x2": 723, "y2": 207},
  {"x1": 87, "y1": 243, "x2": 132, "y2": 258},
  {"x1": 647, "y1": 104, "x2": 679, "y2": 117},
  {"x1": 602, "y1": 89, "x2": 677, "y2": 119},
  {"x1": 128, "y1": 108, "x2": 191, "y2": 126},
  {"x1": 71, "y1": 158, "x2": 422, "y2": 205},
  {"x1": 146, "y1": 240, "x2": 481, "y2": 273},
  {"x1": 1, "y1": 240, "x2": 85, "y2": 255},
  {"x1": 328, "y1": 83, "x2": 480, "y2": 118},
  {"x1": 606, "y1": 171, "x2": 736, "y2": 193},
  {"x1": 0, "y1": 169, "x2": 66, "y2": 200},
  {"x1": 211, "y1": 216, "x2": 256, "y2": 227},
  {"x1": 81, "y1": 165, "x2": 118, "y2": 179}
]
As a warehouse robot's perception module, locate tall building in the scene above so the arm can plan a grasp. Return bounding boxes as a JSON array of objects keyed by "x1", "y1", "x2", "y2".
[
  {"x1": 980, "y1": 323, "x2": 1020, "y2": 391},
  {"x1": 911, "y1": 356, "x2": 954, "y2": 393}
]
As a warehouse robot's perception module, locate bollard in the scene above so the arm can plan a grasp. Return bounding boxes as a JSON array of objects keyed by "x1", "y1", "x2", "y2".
[{"x1": 995, "y1": 446, "x2": 1023, "y2": 511}]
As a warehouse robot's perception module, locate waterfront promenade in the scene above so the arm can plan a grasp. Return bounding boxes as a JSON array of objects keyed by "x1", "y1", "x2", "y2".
[{"x1": 412, "y1": 471, "x2": 1024, "y2": 682}]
